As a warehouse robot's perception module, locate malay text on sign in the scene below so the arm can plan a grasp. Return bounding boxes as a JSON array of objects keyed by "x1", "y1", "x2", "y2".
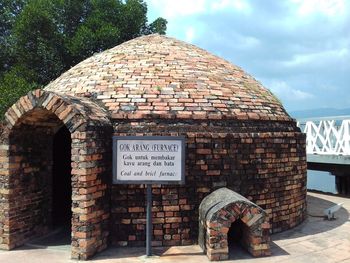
[{"x1": 113, "y1": 136, "x2": 185, "y2": 184}]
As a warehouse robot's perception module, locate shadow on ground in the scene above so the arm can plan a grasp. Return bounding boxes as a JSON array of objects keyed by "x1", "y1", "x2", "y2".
[
  {"x1": 228, "y1": 242, "x2": 289, "y2": 260},
  {"x1": 93, "y1": 245, "x2": 204, "y2": 261},
  {"x1": 273, "y1": 193, "x2": 349, "y2": 241},
  {"x1": 23, "y1": 225, "x2": 71, "y2": 251}
]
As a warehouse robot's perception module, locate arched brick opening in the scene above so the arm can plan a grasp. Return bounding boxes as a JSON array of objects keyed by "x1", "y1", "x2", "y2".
[
  {"x1": 0, "y1": 90, "x2": 112, "y2": 260},
  {"x1": 199, "y1": 188, "x2": 271, "y2": 261}
]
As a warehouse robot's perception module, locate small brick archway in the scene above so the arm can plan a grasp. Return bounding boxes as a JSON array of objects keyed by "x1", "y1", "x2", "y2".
[
  {"x1": 199, "y1": 188, "x2": 271, "y2": 261},
  {"x1": 0, "y1": 90, "x2": 112, "y2": 260}
]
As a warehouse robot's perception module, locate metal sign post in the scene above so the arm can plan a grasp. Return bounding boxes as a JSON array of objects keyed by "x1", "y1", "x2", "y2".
[
  {"x1": 146, "y1": 184, "x2": 152, "y2": 256},
  {"x1": 112, "y1": 136, "x2": 185, "y2": 257}
]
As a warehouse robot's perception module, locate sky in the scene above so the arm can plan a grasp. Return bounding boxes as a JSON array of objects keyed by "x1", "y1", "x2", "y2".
[{"x1": 146, "y1": 0, "x2": 350, "y2": 113}]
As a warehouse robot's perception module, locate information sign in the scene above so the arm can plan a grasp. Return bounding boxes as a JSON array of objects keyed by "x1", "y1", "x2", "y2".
[
  {"x1": 113, "y1": 136, "x2": 185, "y2": 184},
  {"x1": 112, "y1": 136, "x2": 185, "y2": 257}
]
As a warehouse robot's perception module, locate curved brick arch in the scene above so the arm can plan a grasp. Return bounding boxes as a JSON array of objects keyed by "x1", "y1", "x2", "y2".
[
  {"x1": 199, "y1": 188, "x2": 271, "y2": 261},
  {"x1": 3, "y1": 89, "x2": 110, "y2": 133},
  {"x1": 0, "y1": 89, "x2": 112, "y2": 260}
]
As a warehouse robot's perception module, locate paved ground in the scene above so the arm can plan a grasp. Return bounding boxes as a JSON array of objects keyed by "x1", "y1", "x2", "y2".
[{"x1": 1, "y1": 191, "x2": 349, "y2": 263}]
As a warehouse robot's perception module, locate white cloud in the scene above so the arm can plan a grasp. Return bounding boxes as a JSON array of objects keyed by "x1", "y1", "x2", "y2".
[
  {"x1": 236, "y1": 35, "x2": 260, "y2": 49},
  {"x1": 148, "y1": 0, "x2": 206, "y2": 18},
  {"x1": 211, "y1": 0, "x2": 251, "y2": 12},
  {"x1": 319, "y1": 84, "x2": 339, "y2": 92},
  {"x1": 185, "y1": 27, "x2": 195, "y2": 42},
  {"x1": 148, "y1": 0, "x2": 251, "y2": 19},
  {"x1": 291, "y1": 0, "x2": 346, "y2": 17},
  {"x1": 283, "y1": 48, "x2": 349, "y2": 67},
  {"x1": 208, "y1": 31, "x2": 260, "y2": 52},
  {"x1": 267, "y1": 80, "x2": 314, "y2": 101}
]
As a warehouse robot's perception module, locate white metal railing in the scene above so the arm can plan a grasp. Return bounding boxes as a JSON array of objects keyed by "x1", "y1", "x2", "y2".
[{"x1": 297, "y1": 116, "x2": 350, "y2": 156}]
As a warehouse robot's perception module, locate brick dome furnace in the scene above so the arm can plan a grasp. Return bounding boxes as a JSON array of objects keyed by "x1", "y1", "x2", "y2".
[
  {"x1": 0, "y1": 34, "x2": 307, "y2": 260},
  {"x1": 45, "y1": 34, "x2": 290, "y2": 121}
]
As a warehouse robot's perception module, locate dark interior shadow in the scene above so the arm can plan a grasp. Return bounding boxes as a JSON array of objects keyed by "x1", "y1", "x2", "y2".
[
  {"x1": 229, "y1": 243, "x2": 254, "y2": 260},
  {"x1": 19, "y1": 126, "x2": 72, "y2": 252},
  {"x1": 229, "y1": 242, "x2": 289, "y2": 260},
  {"x1": 273, "y1": 193, "x2": 349, "y2": 241},
  {"x1": 23, "y1": 225, "x2": 71, "y2": 249},
  {"x1": 227, "y1": 214, "x2": 289, "y2": 260}
]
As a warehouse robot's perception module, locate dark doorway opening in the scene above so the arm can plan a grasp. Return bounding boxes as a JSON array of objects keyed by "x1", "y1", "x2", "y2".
[
  {"x1": 24, "y1": 124, "x2": 72, "y2": 248},
  {"x1": 52, "y1": 126, "x2": 72, "y2": 227},
  {"x1": 228, "y1": 219, "x2": 250, "y2": 259},
  {"x1": 228, "y1": 219, "x2": 244, "y2": 244}
]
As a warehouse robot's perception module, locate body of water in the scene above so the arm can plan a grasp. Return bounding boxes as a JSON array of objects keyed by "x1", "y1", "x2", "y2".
[{"x1": 307, "y1": 170, "x2": 337, "y2": 194}]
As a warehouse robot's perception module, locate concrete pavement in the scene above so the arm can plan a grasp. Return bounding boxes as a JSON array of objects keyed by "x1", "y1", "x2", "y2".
[{"x1": 1, "y1": 192, "x2": 349, "y2": 263}]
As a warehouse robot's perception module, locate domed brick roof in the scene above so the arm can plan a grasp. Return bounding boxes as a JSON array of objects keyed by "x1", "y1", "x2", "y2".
[{"x1": 45, "y1": 34, "x2": 290, "y2": 121}]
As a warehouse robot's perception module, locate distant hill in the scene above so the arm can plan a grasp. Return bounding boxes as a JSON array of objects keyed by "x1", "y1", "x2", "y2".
[{"x1": 290, "y1": 108, "x2": 350, "y2": 119}]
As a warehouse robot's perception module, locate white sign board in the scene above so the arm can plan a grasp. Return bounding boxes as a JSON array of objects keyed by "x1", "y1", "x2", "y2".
[{"x1": 113, "y1": 136, "x2": 185, "y2": 184}]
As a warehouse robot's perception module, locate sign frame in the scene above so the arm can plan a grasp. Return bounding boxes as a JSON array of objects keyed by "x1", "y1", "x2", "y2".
[{"x1": 112, "y1": 136, "x2": 185, "y2": 185}]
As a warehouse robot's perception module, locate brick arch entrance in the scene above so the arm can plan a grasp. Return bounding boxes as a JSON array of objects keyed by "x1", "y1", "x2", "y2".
[
  {"x1": 0, "y1": 90, "x2": 112, "y2": 260},
  {"x1": 199, "y1": 188, "x2": 271, "y2": 261}
]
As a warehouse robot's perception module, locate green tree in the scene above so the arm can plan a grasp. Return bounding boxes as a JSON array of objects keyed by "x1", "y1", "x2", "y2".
[
  {"x1": 147, "y1": 18, "x2": 167, "y2": 35},
  {"x1": 0, "y1": 0, "x2": 167, "y2": 119},
  {"x1": 0, "y1": 66, "x2": 37, "y2": 119},
  {"x1": 0, "y1": 0, "x2": 28, "y2": 75},
  {"x1": 13, "y1": 0, "x2": 65, "y2": 84}
]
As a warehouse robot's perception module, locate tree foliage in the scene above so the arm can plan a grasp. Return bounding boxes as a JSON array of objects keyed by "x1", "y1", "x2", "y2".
[
  {"x1": 0, "y1": 66, "x2": 37, "y2": 119},
  {"x1": 0, "y1": 0, "x2": 167, "y2": 119},
  {"x1": 0, "y1": 0, "x2": 28, "y2": 75}
]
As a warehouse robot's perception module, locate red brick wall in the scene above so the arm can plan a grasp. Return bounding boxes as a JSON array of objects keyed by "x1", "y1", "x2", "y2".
[
  {"x1": 111, "y1": 120, "x2": 307, "y2": 247},
  {"x1": 8, "y1": 124, "x2": 55, "y2": 247}
]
